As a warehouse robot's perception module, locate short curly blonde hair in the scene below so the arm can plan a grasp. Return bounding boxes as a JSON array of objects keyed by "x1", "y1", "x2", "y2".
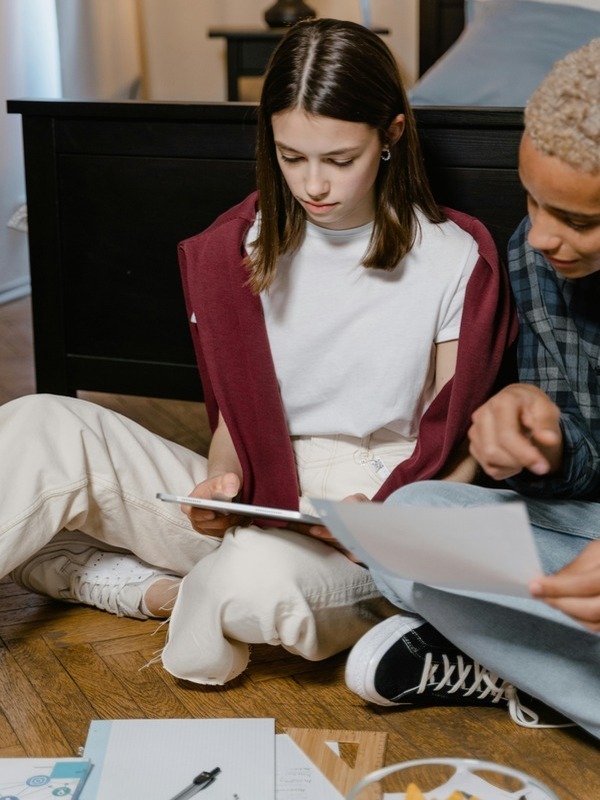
[{"x1": 525, "y1": 38, "x2": 600, "y2": 173}]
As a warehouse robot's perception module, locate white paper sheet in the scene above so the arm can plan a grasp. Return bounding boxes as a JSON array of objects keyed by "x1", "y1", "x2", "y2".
[
  {"x1": 80, "y1": 718, "x2": 275, "y2": 800},
  {"x1": 311, "y1": 499, "x2": 543, "y2": 597}
]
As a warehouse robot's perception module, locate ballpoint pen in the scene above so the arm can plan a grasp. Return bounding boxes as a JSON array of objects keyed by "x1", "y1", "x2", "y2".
[{"x1": 168, "y1": 767, "x2": 221, "y2": 800}]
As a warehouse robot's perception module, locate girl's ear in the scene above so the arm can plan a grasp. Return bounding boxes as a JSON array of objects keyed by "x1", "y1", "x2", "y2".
[{"x1": 385, "y1": 114, "x2": 405, "y2": 147}]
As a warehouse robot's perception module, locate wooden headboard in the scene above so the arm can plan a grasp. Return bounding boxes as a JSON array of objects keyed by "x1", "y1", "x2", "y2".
[
  {"x1": 419, "y1": 0, "x2": 465, "y2": 75},
  {"x1": 8, "y1": 100, "x2": 524, "y2": 403}
]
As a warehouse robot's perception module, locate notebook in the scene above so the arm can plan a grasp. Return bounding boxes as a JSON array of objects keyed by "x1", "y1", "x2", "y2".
[{"x1": 80, "y1": 718, "x2": 275, "y2": 799}]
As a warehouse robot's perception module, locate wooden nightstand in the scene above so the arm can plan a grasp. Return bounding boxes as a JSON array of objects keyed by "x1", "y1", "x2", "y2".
[{"x1": 209, "y1": 27, "x2": 390, "y2": 101}]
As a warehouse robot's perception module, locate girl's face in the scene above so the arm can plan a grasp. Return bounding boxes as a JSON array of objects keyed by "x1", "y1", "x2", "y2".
[
  {"x1": 272, "y1": 109, "x2": 402, "y2": 230},
  {"x1": 519, "y1": 133, "x2": 600, "y2": 279}
]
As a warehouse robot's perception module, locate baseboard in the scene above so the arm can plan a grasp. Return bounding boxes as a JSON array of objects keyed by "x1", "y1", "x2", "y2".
[{"x1": 0, "y1": 279, "x2": 31, "y2": 305}]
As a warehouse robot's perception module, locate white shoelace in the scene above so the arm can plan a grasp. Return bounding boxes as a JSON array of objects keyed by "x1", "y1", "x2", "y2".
[
  {"x1": 68, "y1": 552, "x2": 180, "y2": 619},
  {"x1": 418, "y1": 652, "x2": 570, "y2": 729},
  {"x1": 75, "y1": 578, "x2": 139, "y2": 617}
]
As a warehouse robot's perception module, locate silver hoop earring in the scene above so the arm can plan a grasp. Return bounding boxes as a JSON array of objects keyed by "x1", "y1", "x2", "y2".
[{"x1": 381, "y1": 147, "x2": 391, "y2": 162}]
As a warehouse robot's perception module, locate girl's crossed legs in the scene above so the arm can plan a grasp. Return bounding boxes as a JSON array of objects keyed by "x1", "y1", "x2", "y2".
[{"x1": 4, "y1": 394, "x2": 395, "y2": 683}]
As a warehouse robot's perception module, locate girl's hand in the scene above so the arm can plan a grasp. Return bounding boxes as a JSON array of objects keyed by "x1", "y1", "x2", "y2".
[
  {"x1": 468, "y1": 384, "x2": 563, "y2": 480},
  {"x1": 529, "y1": 540, "x2": 600, "y2": 632},
  {"x1": 181, "y1": 472, "x2": 243, "y2": 536},
  {"x1": 290, "y1": 493, "x2": 370, "y2": 562}
]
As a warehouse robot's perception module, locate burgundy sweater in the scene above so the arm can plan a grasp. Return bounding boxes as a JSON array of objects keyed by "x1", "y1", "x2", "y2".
[{"x1": 179, "y1": 193, "x2": 517, "y2": 517}]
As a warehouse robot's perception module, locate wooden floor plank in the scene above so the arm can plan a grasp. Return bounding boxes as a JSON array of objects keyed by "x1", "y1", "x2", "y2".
[
  {"x1": 92, "y1": 630, "x2": 167, "y2": 659},
  {"x1": 97, "y1": 651, "x2": 194, "y2": 719},
  {"x1": 0, "y1": 601, "x2": 156, "y2": 646},
  {"x1": 0, "y1": 296, "x2": 35, "y2": 405},
  {"x1": 7, "y1": 637, "x2": 97, "y2": 754},
  {"x1": 0, "y1": 695, "x2": 22, "y2": 752},
  {"x1": 0, "y1": 745, "x2": 28, "y2": 757},
  {"x1": 0, "y1": 647, "x2": 72, "y2": 756},
  {"x1": 47, "y1": 641, "x2": 144, "y2": 722}
]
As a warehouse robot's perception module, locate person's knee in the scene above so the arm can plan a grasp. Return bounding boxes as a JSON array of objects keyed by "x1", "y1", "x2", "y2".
[
  {"x1": 1, "y1": 393, "x2": 68, "y2": 429},
  {"x1": 385, "y1": 481, "x2": 454, "y2": 506},
  {"x1": 5, "y1": 392, "x2": 53, "y2": 415},
  {"x1": 209, "y1": 530, "x2": 333, "y2": 635},
  {"x1": 5, "y1": 393, "x2": 80, "y2": 417},
  {"x1": 385, "y1": 480, "x2": 497, "y2": 509},
  {"x1": 225, "y1": 537, "x2": 305, "y2": 601},
  {"x1": 173, "y1": 539, "x2": 312, "y2": 650},
  {"x1": 385, "y1": 481, "x2": 446, "y2": 507}
]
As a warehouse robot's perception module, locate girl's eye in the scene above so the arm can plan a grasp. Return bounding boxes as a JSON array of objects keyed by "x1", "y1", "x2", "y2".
[{"x1": 278, "y1": 154, "x2": 354, "y2": 167}]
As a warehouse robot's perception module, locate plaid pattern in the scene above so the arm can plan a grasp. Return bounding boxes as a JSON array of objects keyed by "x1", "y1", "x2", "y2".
[{"x1": 506, "y1": 217, "x2": 600, "y2": 499}]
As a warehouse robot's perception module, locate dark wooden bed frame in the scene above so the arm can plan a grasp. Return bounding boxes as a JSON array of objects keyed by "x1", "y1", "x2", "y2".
[{"x1": 7, "y1": 100, "x2": 525, "y2": 403}]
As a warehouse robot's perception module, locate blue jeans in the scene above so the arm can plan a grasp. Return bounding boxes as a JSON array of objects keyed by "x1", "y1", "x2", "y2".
[{"x1": 370, "y1": 482, "x2": 600, "y2": 739}]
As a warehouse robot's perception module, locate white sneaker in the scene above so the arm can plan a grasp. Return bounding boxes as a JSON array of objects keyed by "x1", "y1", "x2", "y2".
[{"x1": 10, "y1": 532, "x2": 180, "y2": 620}]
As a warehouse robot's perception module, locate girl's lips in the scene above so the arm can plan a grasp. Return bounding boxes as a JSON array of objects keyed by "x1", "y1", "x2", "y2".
[{"x1": 303, "y1": 200, "x2": 338, "y2": 213}]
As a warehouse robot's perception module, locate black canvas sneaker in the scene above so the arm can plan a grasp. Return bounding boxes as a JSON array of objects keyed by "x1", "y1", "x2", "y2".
[{"x1": 345, "y1": 615, "x2": 555, "y2": 728}]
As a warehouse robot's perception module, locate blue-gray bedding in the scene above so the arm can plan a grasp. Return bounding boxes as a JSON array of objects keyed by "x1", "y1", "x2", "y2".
[{"x1": 410, "y1": 0, "x2": 600, "y2": 107}]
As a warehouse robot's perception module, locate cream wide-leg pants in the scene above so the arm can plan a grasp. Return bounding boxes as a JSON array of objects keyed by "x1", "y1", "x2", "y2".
[{"x1": 1, "y1": 394, "x2": 408, "y2": 684}]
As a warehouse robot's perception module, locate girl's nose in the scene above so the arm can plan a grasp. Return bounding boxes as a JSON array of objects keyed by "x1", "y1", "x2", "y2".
[{"x1": 305, "y1": 167, "x2": 329, "y2": 200}]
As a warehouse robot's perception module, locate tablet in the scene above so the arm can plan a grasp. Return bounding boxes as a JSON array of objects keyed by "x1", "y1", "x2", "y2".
[{"x1": 156, "y1": 492, "x2": 322, "y2": 526}]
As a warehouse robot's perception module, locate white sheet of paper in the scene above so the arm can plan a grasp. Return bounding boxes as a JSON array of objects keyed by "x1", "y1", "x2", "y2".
[
  {"x1": 80, "y1": 718, "x2": 275, "y2": 800},
  {"x1": 276, "y1": 734, "x2": 343, "y2": 800},
  {"x1": 311, "y1": 499, "x2": 543, "y2": 597}
]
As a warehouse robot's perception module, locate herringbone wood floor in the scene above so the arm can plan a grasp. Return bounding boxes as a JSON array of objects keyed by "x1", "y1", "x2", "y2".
[{"x1": 1, "y1": 296, "x2": 599, "y2": 797}]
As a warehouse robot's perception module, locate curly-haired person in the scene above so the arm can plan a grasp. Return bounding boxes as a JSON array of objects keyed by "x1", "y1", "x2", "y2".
[{"x1": 344, "y1": 38, "x2": 600, "y2": 740}]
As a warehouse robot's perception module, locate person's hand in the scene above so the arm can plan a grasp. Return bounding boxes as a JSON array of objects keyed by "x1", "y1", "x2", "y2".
[
  {"x1": 468, "y1": 384, "x2": 563, "y2": 480},
  {"x1": 529, "y1": 540, "x2": 600, "y2": 632},
  {"x1": 289, "y1": 493, "x2": 370, "y2": 562},
  {"x1": 181, "y1": 472, "x2": 243, "y2": 536}
]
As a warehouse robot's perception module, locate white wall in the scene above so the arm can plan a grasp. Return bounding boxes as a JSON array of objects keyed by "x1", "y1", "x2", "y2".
[
  {"x1": 55, "y1": 0, "x2": 142, "y2": 99},
  {"x1": 0, "y1": 0, "x2": 62, "y2": 303},
  {"x1": 140, "y1": 0, "x2": 419, "y2": 101},
  {"x1": 2, "y1": 0, "x2": 142, "y2": 305}
]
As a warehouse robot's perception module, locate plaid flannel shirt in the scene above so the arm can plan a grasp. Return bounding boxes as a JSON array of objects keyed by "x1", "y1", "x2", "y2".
[{"x1": 506, "y1": 217, "x2": 600, "y2": 500}]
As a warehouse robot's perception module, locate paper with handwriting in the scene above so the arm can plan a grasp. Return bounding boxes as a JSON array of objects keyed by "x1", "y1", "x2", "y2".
[{"x1": 276, "y1": 735, "x2": 342, "y2": 799}]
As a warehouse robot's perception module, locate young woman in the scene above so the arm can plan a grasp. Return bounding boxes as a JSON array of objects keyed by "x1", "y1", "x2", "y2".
[{"x1": 4, "y1": 19, "x2": 515, "y2": 685}]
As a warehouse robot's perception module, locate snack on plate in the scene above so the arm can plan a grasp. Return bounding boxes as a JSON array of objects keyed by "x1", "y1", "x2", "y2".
[
  {"x1": 405, "y1": 784, "x2": 481, "y2": 800},
  {"x1": 446, "y1": 793, "x2": 478, "y2": 800}
]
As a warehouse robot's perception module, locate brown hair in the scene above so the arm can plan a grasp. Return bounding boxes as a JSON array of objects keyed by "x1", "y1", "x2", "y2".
[{"x1": 247, "y1": 18, "x2": 444, "y2": 293}]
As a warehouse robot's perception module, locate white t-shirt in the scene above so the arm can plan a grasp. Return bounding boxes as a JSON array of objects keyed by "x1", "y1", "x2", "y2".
[{"x1": 249, "y1": 210, "x2": 478, "y2": 439}]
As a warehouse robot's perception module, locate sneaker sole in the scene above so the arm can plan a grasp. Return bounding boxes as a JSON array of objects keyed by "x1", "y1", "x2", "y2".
[{"x1": 345, "y1": 614, "x2": 425, "y2": 706}]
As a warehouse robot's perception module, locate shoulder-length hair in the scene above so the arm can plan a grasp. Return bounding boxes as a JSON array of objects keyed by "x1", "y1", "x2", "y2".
[{"x1": 247, "y1": 18, "x2": 445, "y2": 293}]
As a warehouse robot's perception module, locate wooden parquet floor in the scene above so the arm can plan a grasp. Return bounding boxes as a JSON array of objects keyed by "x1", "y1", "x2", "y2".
[{"x1": 1, "y1": 296, "x2": 599, "y2": 797}]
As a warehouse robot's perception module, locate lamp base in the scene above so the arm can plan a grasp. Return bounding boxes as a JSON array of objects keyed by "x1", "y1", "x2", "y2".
[{"x1": 264, "y1": 1, "x2": 316, "y2": 28}]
